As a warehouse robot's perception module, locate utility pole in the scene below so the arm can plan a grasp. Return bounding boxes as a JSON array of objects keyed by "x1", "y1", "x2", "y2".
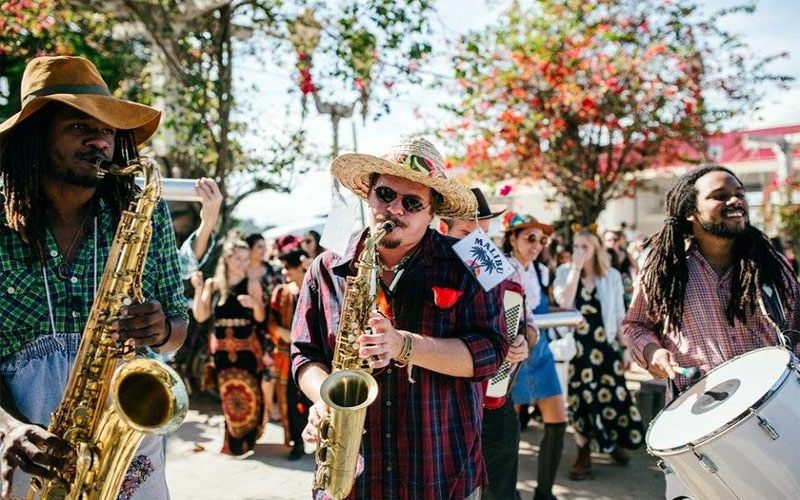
[{"x1": 313, "y1": 93, "x2": 355, "y2": 159}]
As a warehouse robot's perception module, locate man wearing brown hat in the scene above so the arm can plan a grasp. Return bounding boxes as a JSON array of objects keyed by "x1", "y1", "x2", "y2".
[
  {"x1": 0, "y1": 56, "x2": 188, "y2": 498},
  {"x1": 291, "y1": 138, "x2": 510, "y2": 499}
]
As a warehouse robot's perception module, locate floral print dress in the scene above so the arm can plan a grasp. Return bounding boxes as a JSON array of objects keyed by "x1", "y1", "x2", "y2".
[
  {"x1": 567, "y1": 281, "x2": 644, "y2": 453},
  {"x1": 211, "y1": 279, "x2": 265, "y2": 455}
]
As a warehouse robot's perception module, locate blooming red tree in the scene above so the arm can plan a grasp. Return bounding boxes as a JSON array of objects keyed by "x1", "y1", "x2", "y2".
[{"x1": 446, "y1": 0, "x2": 791, "y2": 225}]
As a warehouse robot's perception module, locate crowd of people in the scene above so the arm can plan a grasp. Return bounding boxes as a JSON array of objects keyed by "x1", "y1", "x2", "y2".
[{"x1": 2, "y1": 54, "x2": 800, "y2": 500}]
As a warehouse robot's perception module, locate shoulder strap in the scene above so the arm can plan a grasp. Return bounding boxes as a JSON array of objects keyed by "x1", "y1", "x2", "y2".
[{"x1": 759, "y1": 283, "x2": 791, "y2": 347}]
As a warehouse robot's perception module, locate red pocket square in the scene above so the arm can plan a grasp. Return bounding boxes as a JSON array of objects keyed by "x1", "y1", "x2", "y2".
[{"x1": 432, "y1": 287, "x2": 463, "y2": 309}]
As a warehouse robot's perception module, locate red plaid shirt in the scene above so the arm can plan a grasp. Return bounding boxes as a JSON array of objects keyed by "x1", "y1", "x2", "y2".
[
  {"x1": 623, "y1": 244, "x2": 800, "y2": 392},
  {"x1": 291, "y1": 228, "x2": 510, "y2": 500}
]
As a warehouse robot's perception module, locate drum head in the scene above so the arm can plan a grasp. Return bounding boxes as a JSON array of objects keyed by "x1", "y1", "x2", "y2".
[{"x1": 648, "y1": 347, "x2": 791, "y2": 451}]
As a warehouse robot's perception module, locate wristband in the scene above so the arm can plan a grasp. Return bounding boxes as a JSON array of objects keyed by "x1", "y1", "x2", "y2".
[
  {"x1": 152, "y1": 319, "x2": 172, "y2": 349},
  {"x1": 394, "y1": 333, "x2": 413, "y2": 367}
]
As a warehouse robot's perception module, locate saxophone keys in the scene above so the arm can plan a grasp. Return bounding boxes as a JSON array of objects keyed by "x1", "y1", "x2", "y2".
[{"x1": 71, "y1": 406, "x2": 90, "y2": 427}]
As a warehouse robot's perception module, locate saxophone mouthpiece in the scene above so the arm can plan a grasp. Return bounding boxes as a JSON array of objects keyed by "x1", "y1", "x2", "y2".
[
  {"x1": 380, "y1": 220, "x2": 396, "y2": 233},
  {"x1": 92, "y1": 155, "x2": 114, "y2": 178}
]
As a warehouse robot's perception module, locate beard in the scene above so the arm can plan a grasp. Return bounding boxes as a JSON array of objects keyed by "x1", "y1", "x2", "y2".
[
  {"x1": 698, "y1": 217, "x2": 748, "y2": 239},
  {"x1": 374, "y1": 215, "x2": 406, "y2": 249},
  {"x1": 59, "y1": 169, "x2": 103, "y2": 188},
  {"x1": 380, "y1": 237, "x2": 401, "y2": 249},
  {"x1": 45, "y1": 151, "x2": 105, "y2": 188}
]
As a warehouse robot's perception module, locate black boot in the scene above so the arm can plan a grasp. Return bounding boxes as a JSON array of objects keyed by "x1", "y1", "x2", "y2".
[
  {"x1": 288, "y1": 441, "x2": 303, "y2": 461},
  {"x1": 519, "y1": 404, "x2": 532, "y2": 430},
  {"x1": 535, "y1": 422, "x2": 566, "y2": 499}
]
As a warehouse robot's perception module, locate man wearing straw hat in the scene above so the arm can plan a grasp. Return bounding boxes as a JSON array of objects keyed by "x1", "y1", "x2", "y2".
[
  {"x1": 0, "y1": 56, "x2": 188, "y2": 498},
  {"x1": 292, "y1": 138, "x2": 511, "y2": 499}
]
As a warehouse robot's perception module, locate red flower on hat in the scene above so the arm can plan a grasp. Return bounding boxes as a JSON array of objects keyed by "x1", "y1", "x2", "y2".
[{"x1": 432, "y1": 287, "x2": 463, "y2": 309}]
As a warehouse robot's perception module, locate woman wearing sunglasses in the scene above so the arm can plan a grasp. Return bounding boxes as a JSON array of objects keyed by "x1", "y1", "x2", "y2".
[{"x1": 502, "y1": 212, "x2": 567, "y2": 500}]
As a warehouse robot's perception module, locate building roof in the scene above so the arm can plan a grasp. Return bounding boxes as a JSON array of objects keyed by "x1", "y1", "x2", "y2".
[{"x1": 706, "y1": 124, "x2": 800, "y2": 164}]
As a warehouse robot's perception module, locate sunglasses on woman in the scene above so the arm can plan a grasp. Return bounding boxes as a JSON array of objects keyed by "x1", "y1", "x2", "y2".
[
  {"x1": 374, "y1": 185, "x2": 430, "y2": 213},
  {"x1": 523, "y1": 234, "x2": 549, "y2": 245}
]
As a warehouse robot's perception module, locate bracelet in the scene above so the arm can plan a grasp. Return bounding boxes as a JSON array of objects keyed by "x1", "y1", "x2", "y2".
[
  {"x1": 394, "y1": 333, "x2": 413, "y2": 367},
  {"x1": 152, "y1": 319, "x2": 172, "y2": 350}
]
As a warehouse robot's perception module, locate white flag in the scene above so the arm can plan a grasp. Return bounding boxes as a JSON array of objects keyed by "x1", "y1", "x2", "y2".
[{"x1": 452, "y1": 228, "x2": 513, "y2": 291}]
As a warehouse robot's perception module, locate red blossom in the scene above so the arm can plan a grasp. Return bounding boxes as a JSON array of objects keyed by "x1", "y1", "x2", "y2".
[{"x1": 499, "y1": 184, "x2": 513, "y2": 196}]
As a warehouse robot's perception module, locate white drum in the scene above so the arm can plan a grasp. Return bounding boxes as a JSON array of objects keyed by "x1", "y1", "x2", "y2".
[{"x1": 647, "y1": 347, "x2": 800, "y2": 500}]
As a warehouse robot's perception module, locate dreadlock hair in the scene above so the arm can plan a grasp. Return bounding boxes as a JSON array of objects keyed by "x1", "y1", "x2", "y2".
[
  {"x1": 640, "y1": 164, "x2": 798, "y2": 335},
  {"x1": 0, "y1": 102, "x2": 140, "y2": 262}
]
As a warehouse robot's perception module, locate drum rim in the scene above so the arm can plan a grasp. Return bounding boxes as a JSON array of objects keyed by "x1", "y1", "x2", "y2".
[{"x1": 646, "y1": 347, "x2": 797, "y2": 455}]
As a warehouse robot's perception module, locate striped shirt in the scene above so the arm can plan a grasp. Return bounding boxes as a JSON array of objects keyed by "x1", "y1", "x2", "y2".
[
  {"x1": 622, "y1": 244, "x2": 800, "y2": 392},
  {"x1": 291, "y1": 228, "x2": 509, "y2": 500},
  {"x1": 0, "y1": 197, "x2": 188, "y2": 358}
]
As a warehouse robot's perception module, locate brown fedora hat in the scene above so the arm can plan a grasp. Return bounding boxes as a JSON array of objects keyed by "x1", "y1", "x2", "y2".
[
  {"x1": 0, "y1": 56, "x2": 160, "y2": 144},
  {"x1": 471, "y1": 187, "x2": 506, "y2": 220},
  {"x1": 330, "y1": 137, "x2": 478, "y2": 219}
]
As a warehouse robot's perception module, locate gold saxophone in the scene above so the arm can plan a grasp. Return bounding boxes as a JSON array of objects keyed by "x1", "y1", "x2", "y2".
[
  {"x1": 29, "y1": 158, "x2": 189, "y2": 500},
  {"x1": 314, "y1": 220, "x2": 395, "y2": 500}
]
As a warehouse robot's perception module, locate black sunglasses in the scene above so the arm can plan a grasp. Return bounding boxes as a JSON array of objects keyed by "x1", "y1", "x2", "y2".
[
  {"x1": 524, "y1": 234, "x2": 549, "y2": 245},
  {"x1": 374, "y1": 186, "x2": 430, "y2": 213}
]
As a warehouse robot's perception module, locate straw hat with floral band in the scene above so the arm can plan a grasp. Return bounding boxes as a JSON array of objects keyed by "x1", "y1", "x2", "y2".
[
  {"x1": 0, "y1": 55, "x2": 161, "y2": 144},
  {"x1": 330, "y1": 137, "x2": 478, "y2": 219},
  {"x1": 502, "y1": 211, "x2": 554, "y2": 235}
]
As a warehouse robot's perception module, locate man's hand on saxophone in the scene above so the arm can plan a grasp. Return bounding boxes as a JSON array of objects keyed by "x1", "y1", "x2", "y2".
[
  {"x1": 359, "y1": 312, "x2": 406, "y2": 370},
  {"x1": 109, "y1": 300, "x2": 187, "y2": 353},
  {"x1": 0, "y1": 409, "x2": 73, "y2": 499},
  {"x1": 302, "y1": 400, "x2": 330, "y2": 444}
]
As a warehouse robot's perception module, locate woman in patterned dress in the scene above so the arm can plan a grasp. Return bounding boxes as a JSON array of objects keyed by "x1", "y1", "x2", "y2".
[
  {"x1": 191, "y1": 239, "x2": 267, "y2": 455},
  {"x1": 553, "y1": 229, "x2": 644, "y2": 479}
]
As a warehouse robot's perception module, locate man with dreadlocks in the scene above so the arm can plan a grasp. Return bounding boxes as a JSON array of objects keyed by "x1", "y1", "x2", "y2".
[
  {"x1": 0, "y1": 56, "x2": 188, "y2": 498},
  {"x1": 622, "y1": 165, "x2": 800, "y2": 394}
]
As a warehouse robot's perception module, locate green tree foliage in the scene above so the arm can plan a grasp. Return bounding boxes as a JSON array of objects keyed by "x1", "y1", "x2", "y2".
[
  {"x1": 446, "y1": 0, "x2": 792, "y2": 225},
  {"x1": 2, "y1": 0, "x2": 435, "y2": 233},
  {"x1": 0, "y1": 1, "x2": 149, "y2": 119}
]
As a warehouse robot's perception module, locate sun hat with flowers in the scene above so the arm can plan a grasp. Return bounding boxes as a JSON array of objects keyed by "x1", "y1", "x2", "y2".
[
  {"x1": 0, "y1": 56, "x2": 160, "y2": 144},
  {"x1": 330, "y1": 137, "x2": 478, "y2": 219},
  {"x1": 502, "y1": 211, "x2": 554, "y2": 235}
]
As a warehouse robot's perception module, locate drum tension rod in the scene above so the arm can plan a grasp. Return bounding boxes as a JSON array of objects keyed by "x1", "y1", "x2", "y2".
[
  {"x1": 754, "y1": 413, "x2": 780, "y2": 440},
  {"x1": 692, "y1": 450, "x2": 719, "y2": 474}
]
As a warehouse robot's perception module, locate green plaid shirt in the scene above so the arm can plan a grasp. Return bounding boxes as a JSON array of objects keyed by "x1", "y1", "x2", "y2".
[{"x1": 0, "y1": 197, "x2": 188, "y2": 358}]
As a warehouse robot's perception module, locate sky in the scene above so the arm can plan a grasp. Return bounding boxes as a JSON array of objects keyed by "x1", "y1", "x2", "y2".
[{"x1": 233, "y1": 0, "x2": 800, "y2": 232}]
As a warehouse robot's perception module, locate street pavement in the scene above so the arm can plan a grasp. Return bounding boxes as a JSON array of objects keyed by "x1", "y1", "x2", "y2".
[{"x1": 165, "y1": 385, "x2": 665, "y2": 500}]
